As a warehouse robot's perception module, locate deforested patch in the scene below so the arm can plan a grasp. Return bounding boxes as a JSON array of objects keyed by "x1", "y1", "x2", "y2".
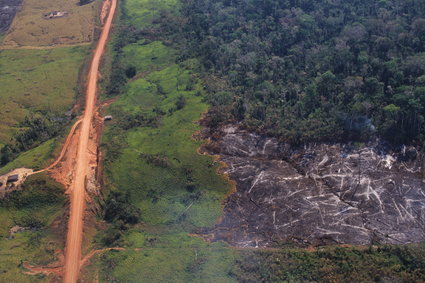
[
  {"x1": 201, "y1": 125, "x2": 425, "y2": 247},
  {"x1": 0, "y1": 0, "x2": 22, "y2": 32}
]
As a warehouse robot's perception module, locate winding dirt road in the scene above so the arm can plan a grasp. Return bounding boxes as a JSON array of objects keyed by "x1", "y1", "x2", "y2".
[{"x1": 63, "y1": 0, "x2": 117, "y2": 281}]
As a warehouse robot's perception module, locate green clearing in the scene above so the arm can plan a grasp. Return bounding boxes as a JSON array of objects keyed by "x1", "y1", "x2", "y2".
[
  {"x1": 105, "y1": 59, "x2": 229, "y2": 227},
  {"x1": 122, "y1": 40, "x2": 177, "y2": 75},
  {"x1": 100, "y1": 233, "x2": 236, "y2": 282},
  {"x1": 91, "y1": 0, "x2": 236, "y2": 277},
  {"x1": 0, "y1": 46, "x2": 88, "y2": 144},
  {"x1": 124, "y1": 0, "x2": 179, "y2": 29},
  {"x1": 0, "y1": 174, "x2": 67, "y2": 283},
  {"x1": 95, "y1": 40, "x2": 235, "y2": 281},
  {"x1": 0, "y1": 46, "x2": 88, "y2": 172}
]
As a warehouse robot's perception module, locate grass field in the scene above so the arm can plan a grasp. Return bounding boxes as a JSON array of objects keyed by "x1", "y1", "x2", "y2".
[
  {"x1": 3, "y1": 0, "x2": 97, "y2": 47},
  {"x1": 95, "y1": 38, "x2": 236, "y2": 280},
  {"x1": 0, "y1": 46, "x2": 88, "y2": 145},
  {"x1": 0, "y1": 174, "x2": 67, "y2": 283},
  {"x1": 104, "y1": 59, "x2": 229, "y2": 228}
]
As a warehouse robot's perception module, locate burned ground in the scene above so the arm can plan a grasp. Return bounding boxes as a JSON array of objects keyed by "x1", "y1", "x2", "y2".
[
  {"x1": 0, "y1": 0, "x2": 22, "y2": 32},
  {"x1": 201, "y1": 126, "x2": 425, "y2": 247}
]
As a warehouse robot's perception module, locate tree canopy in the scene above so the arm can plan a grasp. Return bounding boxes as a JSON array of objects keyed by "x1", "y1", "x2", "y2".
[{"x1": 180, "y1": 0, "x2": 425, "y2": 145}]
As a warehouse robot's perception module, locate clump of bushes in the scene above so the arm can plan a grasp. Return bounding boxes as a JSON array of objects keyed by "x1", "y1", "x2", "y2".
[
  {"x1": 101, "y1": 191, "x2": 140, "y2": 246},
  {"x1": 3, "y1": 174, "x2": 65, "y2": 209}
]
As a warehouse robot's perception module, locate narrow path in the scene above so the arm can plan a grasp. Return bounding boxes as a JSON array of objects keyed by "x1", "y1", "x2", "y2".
[{"x1": 63, "y1": 0, "x2": 117, "y2": 281}]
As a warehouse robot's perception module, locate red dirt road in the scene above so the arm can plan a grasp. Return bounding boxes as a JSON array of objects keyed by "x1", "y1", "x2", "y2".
[
  {"x1": 63, "y1": 0, "x2": 117, "y2": 281},
  {"x1": 33, "y1": 119, "x2": 82, "y2": 175}
]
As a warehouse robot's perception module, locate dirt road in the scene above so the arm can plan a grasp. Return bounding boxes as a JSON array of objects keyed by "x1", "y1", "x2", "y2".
[
  {"x1": 63, "y1": 0, "x2": 117, "y2": 281},
  {"x1": 33, "y1": 119, "x2": 82, "y2": 175}
]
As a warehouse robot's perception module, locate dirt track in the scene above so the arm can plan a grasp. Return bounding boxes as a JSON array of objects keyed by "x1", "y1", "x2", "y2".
[
  {"x1": 34, "y1": 120, "x2": 82, "y2": 175},
  {"x1": 63, "y1": 0, "x2": 117, "y2": 281}
]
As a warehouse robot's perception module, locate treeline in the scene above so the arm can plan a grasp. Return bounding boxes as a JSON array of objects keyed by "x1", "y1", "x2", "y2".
[
  {"x1": 236, "y1": 245, "x2": 425, "y2": 282},
  {"x1": 179, "y1": 0, "x2": 425, "y2": 144},
  {"x1": 0, "y1": 114, "x2": 63, "y2": 165}
]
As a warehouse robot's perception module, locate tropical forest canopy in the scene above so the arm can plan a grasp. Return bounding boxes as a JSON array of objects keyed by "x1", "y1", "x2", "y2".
[{"x1": 180, "y1": 0, "x2": 425, "y2": 145}]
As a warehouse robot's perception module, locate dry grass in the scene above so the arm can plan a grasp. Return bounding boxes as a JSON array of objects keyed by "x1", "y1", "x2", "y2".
[{"x1": 3, "y1": 0, "x2": 98, "y2": 47}]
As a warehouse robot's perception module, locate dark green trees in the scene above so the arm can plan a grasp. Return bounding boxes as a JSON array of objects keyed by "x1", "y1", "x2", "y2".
[{"x1": 180, "y1": 0, "x2": 425, "y2": 145}]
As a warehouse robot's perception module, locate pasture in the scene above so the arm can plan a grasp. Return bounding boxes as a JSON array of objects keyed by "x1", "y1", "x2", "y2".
[
  {"x1": 3, "y1": 0, "x2": 97, "y2": 47},
  {"x1": 0, "y1": 46, "x2": 88, "y2": 146}
]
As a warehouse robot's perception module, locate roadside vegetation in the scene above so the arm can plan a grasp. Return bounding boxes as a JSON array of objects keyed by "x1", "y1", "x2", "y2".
[
  {"x1": 0, "y1": 174, "x2": 67, "y2": 282},
  {"x1": 85, "y1": 0, "x2": 425, "y2": 282},
  {"x1": 235, "y1": 245, "x2": 425, "y2": 282}
]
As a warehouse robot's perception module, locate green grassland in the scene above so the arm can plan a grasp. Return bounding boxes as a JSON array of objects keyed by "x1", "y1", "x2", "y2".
[
  {"x1": 3, "y1": 0, "x2": 97, "y2": 47},
  {"x1": 0, "y1": 46, "x2": 88, "y2": 168},
  {"x1": 95, "y1": 39, "x2": 236, "y2": 280},
  {"x1": 0, "y1": 174, "x2": 67, "y2": 282},
  {"x1": 106, "y1": 62, "x2": 229, "y2": 227}
]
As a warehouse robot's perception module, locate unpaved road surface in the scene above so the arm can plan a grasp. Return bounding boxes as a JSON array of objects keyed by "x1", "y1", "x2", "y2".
[
  {"x1": 34, "y1": 120, "x2": 82, "y2": 175},
  {"x1": 63, "y1": 0, "x2": 116, "y2": 281}
]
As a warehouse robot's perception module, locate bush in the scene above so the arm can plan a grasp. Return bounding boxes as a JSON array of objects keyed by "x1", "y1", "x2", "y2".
[{"x1": 104, "y1": 191, "x2": 140, "y2": 225}]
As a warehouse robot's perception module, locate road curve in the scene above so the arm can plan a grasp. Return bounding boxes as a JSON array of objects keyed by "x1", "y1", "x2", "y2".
[
  {"x1": 63, "y1": 0, "x2": 117, "y2": 281},
  {"x1": 33, "y1": 119, "x2": 82, "y2": 174}
]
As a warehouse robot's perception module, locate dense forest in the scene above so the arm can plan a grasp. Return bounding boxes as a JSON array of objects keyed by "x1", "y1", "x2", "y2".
[{"x1": 178, "y1": 0, "x2": 425, "y2": 145}]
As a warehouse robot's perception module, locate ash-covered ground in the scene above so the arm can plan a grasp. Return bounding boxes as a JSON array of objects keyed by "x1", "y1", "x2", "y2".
[
  {"x1": 202, "y1": 126, "x2": 425, "y2": 247},
  {"x1": 0, "y1": 0, "x2": 22, "y2": 32}
]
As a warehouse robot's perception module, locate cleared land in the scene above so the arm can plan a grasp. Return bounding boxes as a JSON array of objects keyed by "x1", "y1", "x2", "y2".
[
  {"x1": 0, "y1": 47, "x2": 88, "y2": 145},
  {"x1": 3, "y1": 0, "x2": 96, "y2": 47},
  {"x1": 97, "y1": 42, "x2": 235, "y2": 281}
]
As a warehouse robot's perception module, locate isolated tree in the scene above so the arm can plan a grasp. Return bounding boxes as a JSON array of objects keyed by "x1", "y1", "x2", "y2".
[{"x1": 79, "y1": 0, "x2": 90, "y2": 6}]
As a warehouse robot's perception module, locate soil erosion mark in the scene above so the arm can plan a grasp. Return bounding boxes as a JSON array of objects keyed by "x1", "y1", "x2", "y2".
[{"x1": 63, "y1": 0, "x2": 117, "y2": 281}]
